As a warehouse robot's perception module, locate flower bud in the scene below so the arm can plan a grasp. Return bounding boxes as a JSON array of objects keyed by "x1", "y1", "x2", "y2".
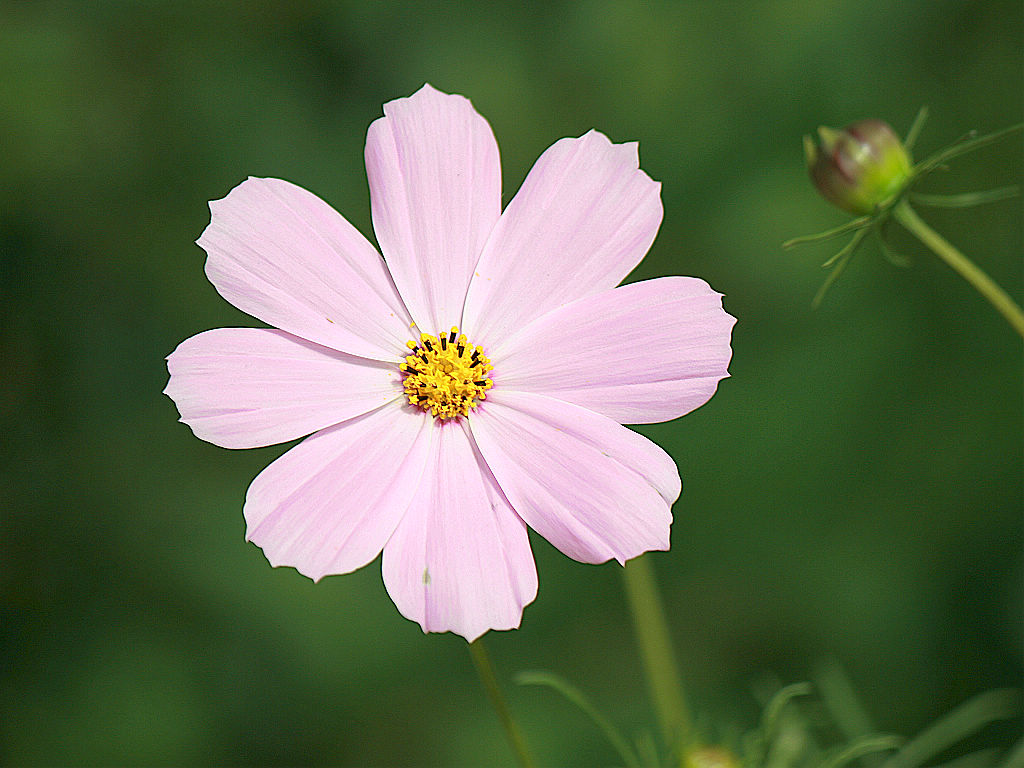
[{"x1": 804, "y1": 120, "x2": 911, "y2": 215}]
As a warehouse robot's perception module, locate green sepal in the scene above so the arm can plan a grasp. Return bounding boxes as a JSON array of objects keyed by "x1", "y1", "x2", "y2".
[
  {"x1": 877, "y1": 226, "x2": 912, "y2": 268},
  {"x1": 783, "y1": 216, "x2": 872, "y2": 249},
  {"x1": 814, "y1": 227, "x2": 872, "y2": 308},
  {"x1": 910, "y1": 186, "x2": 1019, "y2": 208},
  {"x1": 903, "y1": 105, "x2": 929, "y2": 153},
  {"x1": 914, "y1": 123, "x2": 1024, "y2": 177}
]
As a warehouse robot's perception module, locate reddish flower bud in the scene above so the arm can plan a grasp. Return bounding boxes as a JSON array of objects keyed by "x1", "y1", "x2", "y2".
[{"x1": 804, "y1": 120, "x2": 912, "y2": 215}]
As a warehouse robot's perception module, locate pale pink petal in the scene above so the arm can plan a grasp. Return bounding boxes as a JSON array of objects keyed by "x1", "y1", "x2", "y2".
[
  {"x1": 365, "y1": 84, "x2": 501, "y2": 334},
  {"x1": 462, "y1": 131, "x2": 663, "y2": 348},
  {"x1": 470, "y1": 391, "x2": 678, "y2": 565},
  {"x1": 199, "y1": 177, "x2": 413, "y2": 361},
  {"x1": 244, "y1": 402, "x2": 432, "y2": 582},
  {"x1": 490, "y1": 277, "x2": 735, "y2": 424},
  {"x1": 164, "y1": 328, "x2": 402, "y2": 449},
  {"x1": 382, "y1": 421, "x2": 538, "y2": 642}
]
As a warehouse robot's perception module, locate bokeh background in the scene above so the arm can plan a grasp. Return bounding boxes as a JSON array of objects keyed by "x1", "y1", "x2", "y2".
[{"x1": 2, "y1": 1, "x2": 1021, "y2": 765}]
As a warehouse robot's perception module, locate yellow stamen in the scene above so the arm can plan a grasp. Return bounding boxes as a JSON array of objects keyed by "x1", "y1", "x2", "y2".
[{"x1": 400, "y1": 326, "x2": 493, "y2": 420}]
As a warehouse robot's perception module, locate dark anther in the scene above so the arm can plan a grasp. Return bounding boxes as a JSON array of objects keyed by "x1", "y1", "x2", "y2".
[{"x1": 449, "y1": 329, "x2": 457, "y2": 343}]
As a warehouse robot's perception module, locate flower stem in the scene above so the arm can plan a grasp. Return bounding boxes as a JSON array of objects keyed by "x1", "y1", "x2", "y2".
[
  {"x1": 893, "y1": 199, "x2": 1024, "y2": 338},
  {"x1": 468, "y1": 638, "x2": 536, "y2": 768},
  {"x1": 622, "y1": 554, "x2": 692, "y2": 749}
]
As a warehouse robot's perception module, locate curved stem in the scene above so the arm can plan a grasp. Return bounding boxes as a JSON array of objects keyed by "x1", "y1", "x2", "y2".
[
  {"x1": 622, "y1": 554, "x2": 692, "y2": 749},
  {"x1": 893, "y1": 199, "x2": 1024, "y2": 338},
  {"x1": 468, "y1": 638, "x2": 536, "y2": 768}
]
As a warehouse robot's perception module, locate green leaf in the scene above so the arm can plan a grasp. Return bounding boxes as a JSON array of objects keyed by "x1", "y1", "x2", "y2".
[
  {"x1": 819, "y1": 735, "x2": 904, "y2": 768},
  {"x1": 811, "y1": 225, "x2": 873, "y2": 308},
  {"x1": 784, "y1": 217, "x2": 872, "y2": 249},
  {"x1": 881, "y1": 689, "x2": 1020, "y2": 768},
  {"x1": 910, "y1": 186, "x2": 1019, "y2": 208},
  {"x1": 904, "y1": 106, "x2": 929, "y2": 154},
  {"x1": 915, "y1": 124, "x2": 1024, "y2": 176},
  {"x1": 931, "y1": 748, "x2": 1003, "y2": 768},
  {"x1": 1002, "y1": 736, "x2": 1024, "y2": 768},
  {"x1": 822, "y1": 226, "x2": 872, "y2": 268},
  {"x1": 814, "y1": 660, "x2": 875, "y2": 744},
  {"x1": 634, "y1": 730, "x2": 661, "y2": 768},
  {"x1": 760, "y1": 682, "x2": 814, "y2": 749},
  {"x1": 877, "y1": 230, "x2": 912, "y2": 268},
  {"x1": 814, "y1": 245, "x2": 857, "y2": 308},
  {"x1": 763, "y1": 682, "x2": 813, "y2": 726},
  {"x1": 516, "y1": 671, "x2": 642, "y2": 768}
]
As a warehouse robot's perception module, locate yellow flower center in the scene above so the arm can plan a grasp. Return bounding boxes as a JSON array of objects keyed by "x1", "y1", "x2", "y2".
[{"x1": 400, "y1": 326, "x2": 493, "y2": 420}]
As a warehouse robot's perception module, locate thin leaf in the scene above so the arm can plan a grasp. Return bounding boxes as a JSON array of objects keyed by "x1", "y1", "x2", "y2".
[
  {"x1": 915, "y1": 124, "x2": 1024, "y2": 175},
  {"x1": 814, "y1": 247, "x2": 857, "y2": 308},
  {"x1": 765, "y1": 710, "x2": 813, "y2": 768},
  {"x1": 634, "y1": 730, "x2": 662, "y2": 768},
  {"x1": 812, "y1": 223, "x2": 873, "y2": 307},
  {"x1": 904, "y1": 106, "x2": 929, "y2": 154},
  {"x1": 763, "y1": 683, "x2": 814, "y2": 741},
  {"x1": 931, "y1": 748, "x2": 1003, "y2": 768},
  {"x1": 814, "y1": 660, "x2": 875, "y2": 742},
  {"x1": 784, "y1": 217, "x2": 873, "y2": 249},
  {"x1": 1002, "y1": 736, "x2": 1024, "y2": 768},
  {"x1": 877, "y1": 230, "x2": 912, "y2": 268},
  {"x1": 910, "y1": 187, "x2": 1019, "y2": 208},
  {"x1": 881, "y1": 689, "x2": 1020, "y2": 768},
  {"x1": 516, "y1": 671, "x2": 641, "y2": 768},
  {"x1": 819, "y1": 735, "x2": 904, "y2": 768},
  {"x1": 822, "y1": 226, "x2": 872, "y2": 268}
]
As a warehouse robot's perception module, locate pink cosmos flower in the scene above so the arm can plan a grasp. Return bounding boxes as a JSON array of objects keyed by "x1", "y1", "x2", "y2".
[{"x1": 164, "y1": 84, "x2": 735, "y2": 642}]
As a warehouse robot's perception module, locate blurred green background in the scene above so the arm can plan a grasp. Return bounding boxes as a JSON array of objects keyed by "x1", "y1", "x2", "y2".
[{"x1": 2, "y1": 1, "x2": 1021, "y2": 765}]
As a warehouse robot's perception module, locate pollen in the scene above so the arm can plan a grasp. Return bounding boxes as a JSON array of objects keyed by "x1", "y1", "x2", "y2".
[{"x1": 400, "y1": 326, "x2": 494, "y2": 420}]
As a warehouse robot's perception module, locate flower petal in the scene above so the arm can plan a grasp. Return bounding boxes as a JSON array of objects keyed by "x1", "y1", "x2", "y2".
[
  {"x1": 199, "y1": 177, "x2": 413, "y2": 361},
  {"x1": 463, "y1": 131, "x2": 663, "y2": 347},
  {"x1": 470, "y1": 391, "x2": 678, "y2": 565},
  {"x1": 381, "y1": 421, "x2": 538, "y2": 642},
  {"x1": 164, "y1": 328, "x2": 403, "y2": 449},
  {"x1": 244, "y1": 402, "x2": 432, "y2": 582},
  {"x1": 365, "y1": 84, "x2": 501, "y2": 334},
  {"x1": 490, "y1": 277, "x2": 735, "y2": 424}
]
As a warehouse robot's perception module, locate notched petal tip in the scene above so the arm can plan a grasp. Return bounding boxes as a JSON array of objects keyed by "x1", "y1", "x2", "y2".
[
  {"x1": 253, "y1": 544, "x2": 326, "y2": 583},
  {"x1": 458, "y1": 618, "x2": 522, "y2": 644},
  {"x1": 382, "y1": 82, "x2": 476, "y2": 117},
  {"x1": 412, "y1": 82, "x2": 442, "y2": 97},
  {"x1": 576, "y1": 129, "x2": 645, "y2": 170}
]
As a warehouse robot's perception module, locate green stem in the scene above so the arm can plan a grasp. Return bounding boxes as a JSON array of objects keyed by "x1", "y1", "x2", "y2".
[
  {"x1": 468, "y1": 638, "x2": 536, "y2": 768},
  {"x1": 622, "y1": 554, "x2": 692, "y2": 749},
  {"x1": 892, "y1": 199, "x2": 1024, "y2": 338}
]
